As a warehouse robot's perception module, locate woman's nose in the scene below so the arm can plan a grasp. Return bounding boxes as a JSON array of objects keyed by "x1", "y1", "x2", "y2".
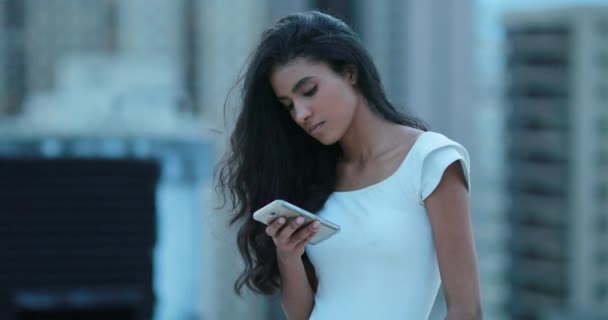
[{"x1": 293, "y1": 103, "x2": 311, "y2": 125}]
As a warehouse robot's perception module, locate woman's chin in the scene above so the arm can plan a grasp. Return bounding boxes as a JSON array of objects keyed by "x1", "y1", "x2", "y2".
[{"x1": 315, "y1": 135, "x2": 339, "y2": 146}]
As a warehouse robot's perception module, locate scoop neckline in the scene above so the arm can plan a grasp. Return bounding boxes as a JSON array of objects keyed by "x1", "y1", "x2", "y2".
[{"x1": 332, "y1": 131, "x2": 430, "y2": 195}]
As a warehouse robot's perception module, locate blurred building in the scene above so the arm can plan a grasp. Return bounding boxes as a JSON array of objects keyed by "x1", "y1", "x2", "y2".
[
  {"x1": 0, "y1": 0, "x2": 6, "y2": 112},
  {"x1": 0, "y1": 0, "x2": 26, "y2": 114},
  {"x1": 1, "y1": 0, "x2": 187, "y2": 116},
  {"x1": 22, "y1": 0, "x2": 117, "y2": 93},
  {"x1": 504, "y1": 6, "x2": 608, "y2": 319},
  {"x1": 0, "y1": 1, "x2": 205, "y2": 320}
]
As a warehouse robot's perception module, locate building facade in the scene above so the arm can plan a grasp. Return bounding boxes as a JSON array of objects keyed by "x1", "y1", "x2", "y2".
[{"x1": 504, "y1": 6, "x2": 608, "y2": 319}]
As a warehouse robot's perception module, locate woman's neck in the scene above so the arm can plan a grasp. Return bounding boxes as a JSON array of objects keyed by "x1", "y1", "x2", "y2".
[{"x1": 338, "y1": 100, "x2": 402, "y2": 165}]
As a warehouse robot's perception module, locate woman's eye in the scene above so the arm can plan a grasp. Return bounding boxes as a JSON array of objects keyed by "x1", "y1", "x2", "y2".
[
  {"x1": 286, "y1": 103, "x2": 294, "y2": 111},
  {"x1": 303, "y1": 86, "x2": 317, "y2": 97}
]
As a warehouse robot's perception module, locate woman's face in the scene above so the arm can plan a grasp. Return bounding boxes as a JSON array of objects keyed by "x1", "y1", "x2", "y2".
[{"x1": 270, "y1": 58, "x2": 359, "y2": 145}]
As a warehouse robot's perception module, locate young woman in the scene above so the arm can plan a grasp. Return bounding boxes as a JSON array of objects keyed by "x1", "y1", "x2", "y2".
[{"x1": 217, "y1": 11, "x2": 482, "y2": 320}]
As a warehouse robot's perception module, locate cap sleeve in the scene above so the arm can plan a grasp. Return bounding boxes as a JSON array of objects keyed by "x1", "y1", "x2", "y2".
[{"x1": 414, "y1": 132, "x2": 471, "y2": 205}]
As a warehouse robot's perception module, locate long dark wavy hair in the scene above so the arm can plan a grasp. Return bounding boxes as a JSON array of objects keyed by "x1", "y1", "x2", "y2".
[{"x1": 216, "y1": 11, "x2": 427, "y2": 296}]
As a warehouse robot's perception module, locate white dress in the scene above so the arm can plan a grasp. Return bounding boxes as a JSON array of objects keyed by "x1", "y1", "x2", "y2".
[{"x1": 306, "y1": 131, "x2": 471, "y2": 320}]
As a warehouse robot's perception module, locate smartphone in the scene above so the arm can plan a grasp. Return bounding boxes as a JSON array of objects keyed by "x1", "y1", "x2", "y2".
[{"x1": 253, "y1": 200, "x2": 340, "y2": 245}]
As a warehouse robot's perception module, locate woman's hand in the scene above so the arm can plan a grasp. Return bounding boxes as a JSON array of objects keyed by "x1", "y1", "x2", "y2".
[{"x1": 266, "y1": 216, "x2": 320, "y2": 260}]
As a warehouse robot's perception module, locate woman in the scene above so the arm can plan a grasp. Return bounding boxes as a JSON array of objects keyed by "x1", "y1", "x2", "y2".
[{"x1": 217, "y1": 11, "x2": 482, "y2": 320}]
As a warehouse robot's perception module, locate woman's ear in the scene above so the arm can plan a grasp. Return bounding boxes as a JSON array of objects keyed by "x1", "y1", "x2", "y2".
[{"x1": 344, "y1": 65, "x2": 358, "y2": 85}]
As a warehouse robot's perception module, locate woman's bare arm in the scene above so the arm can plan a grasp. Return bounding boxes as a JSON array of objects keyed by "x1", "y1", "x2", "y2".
[
  {"x1": 424, "y1": 162, "x2": 482, "y2": 320},
  {"x1": 266, "y1": 217, "x2": 319, "y2": 320},
  {"x1": 278, "y1": 255, "x2": 315, "y2": 320}
]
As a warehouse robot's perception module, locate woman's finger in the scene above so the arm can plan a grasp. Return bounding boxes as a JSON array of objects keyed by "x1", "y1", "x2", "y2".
[
  {"x1": 276, "y1": 216, "x2": 306, "y2": 242},
  {"x1": 265, "y1": 217, "x2": 286, "y2": 237},
  {"x1": 291, "y1": 220, "x2": 320, "y2": 246}
]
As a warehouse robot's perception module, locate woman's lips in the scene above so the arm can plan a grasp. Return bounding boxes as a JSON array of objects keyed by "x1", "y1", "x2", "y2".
[{"x1": 309, "y1": 122, "x2": 324, "y2": 134}]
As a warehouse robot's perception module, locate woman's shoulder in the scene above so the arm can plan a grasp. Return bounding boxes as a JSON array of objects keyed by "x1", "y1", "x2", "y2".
[
  {"x1": 411, "y1": 130, "x2": 467, "y2": 153},
  {"x1": 397, "y1": 128, "x2": 470, "y2": 178},
  {"x1": 408, "y1": 130, "x2": 471, "y2": 201}
]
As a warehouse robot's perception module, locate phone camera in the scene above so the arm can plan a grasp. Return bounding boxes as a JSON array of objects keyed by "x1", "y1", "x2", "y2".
[{"x1": 270, "y1": 212, "x2": 276, "y2": 216}]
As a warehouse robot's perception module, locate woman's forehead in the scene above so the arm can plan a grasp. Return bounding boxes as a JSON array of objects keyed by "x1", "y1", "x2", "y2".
[{"x1": 271, "y1": 59, "x2": 328, "y2": 91}]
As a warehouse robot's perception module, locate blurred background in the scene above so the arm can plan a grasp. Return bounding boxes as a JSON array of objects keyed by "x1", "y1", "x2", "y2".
[{"x1": 0, "y1": 0, "x2": 606, "y2": 319}]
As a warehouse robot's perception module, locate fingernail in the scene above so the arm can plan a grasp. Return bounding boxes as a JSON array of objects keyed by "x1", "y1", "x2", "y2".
[
  {"x1": 312, "y1": 221, "x2": 320, "y2": 229},
  {"x1": 278, "y1": 218, "x2": 285, "y2": 224},
  {"x1": 296, "y1": 217, "x2": 304, "y2": 224}
]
